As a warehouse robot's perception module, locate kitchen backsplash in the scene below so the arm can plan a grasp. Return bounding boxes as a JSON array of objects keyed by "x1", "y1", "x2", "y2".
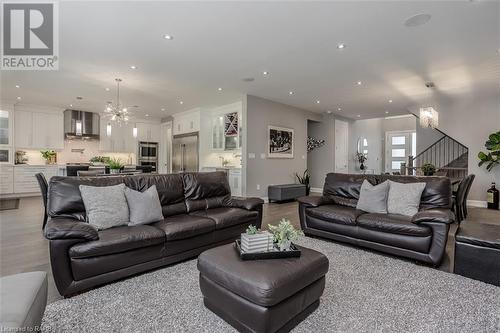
[
  {"x1": 200, "y1": 151, "x2": 242, "y2": 168},
  {"x1": 20, "y1": 140, "x2": 136, "y2": 165}
]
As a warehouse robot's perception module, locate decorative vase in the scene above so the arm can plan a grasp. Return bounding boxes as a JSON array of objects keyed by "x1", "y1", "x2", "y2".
[
  {"x1": 110, "y1": 169, "x2": 120, "y2": 174},
  {"x1": 278, "y1": 240, "x2": 291, "y2": 252},
  {"x1": 424, "y1": 171, "x2": 434, "y2": 176},
  {"x1": 46, "y1": 155, "x2": 57, "y2": 165},
  {"x1": 360, "y1": 163, "x2": 365, "y2": 170}
]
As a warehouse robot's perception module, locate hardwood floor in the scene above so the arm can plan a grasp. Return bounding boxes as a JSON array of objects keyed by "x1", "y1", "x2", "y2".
[{"x1": 1, "y1": 196, "x2": 498, "y2": 304}]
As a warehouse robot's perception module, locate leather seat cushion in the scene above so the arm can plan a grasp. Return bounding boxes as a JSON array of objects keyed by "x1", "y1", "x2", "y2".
[
  {"x1": 456, "y1": 222, "x2": 500, "y2": 249},
  {"x1": 152, "y1": 214, "x2": 215, "y2": 241},
  {"x1": 69, "y1": 225, "x2": 165, "y2": 258},
  {"x1": 357, "y1": 213, "x2": 431, "y2": 237},
  {"x1": 306, "y1": 205, "x2": 363, "y2": 226},
  {"x1": 197, "y1": 243, "x2": 329, "y2": 307},
  {"x1": 191, "y1": 207, "x2": 258, "y2": 230}
]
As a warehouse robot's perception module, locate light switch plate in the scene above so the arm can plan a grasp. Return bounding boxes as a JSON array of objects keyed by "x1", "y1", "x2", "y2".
[
  {"x1": 260, "y1": 153, "x2": 266, "y2": 159},
  {"x1": 248, "y1": 153, "x2": 256, "y2": 159}
]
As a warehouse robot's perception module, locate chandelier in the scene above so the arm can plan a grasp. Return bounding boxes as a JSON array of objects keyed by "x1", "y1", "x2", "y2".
[
  {"x1": 103, "y1": 78, "x2": 137, "y2": 137},
  {"x1": 419, "y1": 106, "x2": 439, "y2": 129}
]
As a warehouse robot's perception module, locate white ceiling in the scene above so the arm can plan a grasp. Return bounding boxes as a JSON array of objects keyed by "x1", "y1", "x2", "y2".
[{"x1": 2, "y1": 1, "x2": 499, "y2": 119}]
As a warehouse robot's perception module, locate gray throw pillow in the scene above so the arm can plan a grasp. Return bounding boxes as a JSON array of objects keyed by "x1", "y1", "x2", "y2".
[
  {"x1": 79, "y1": 184, "x2": 129, "y2": 230},
  {"x1": 387, "y1": 180, "x2": 426, "y2": 217},
  {"x1": 356, "y1": 180, "x2": 389, "y2": 214},
  {"x1": 125, "y1": 185, "x2": 164, "y2": 226}
]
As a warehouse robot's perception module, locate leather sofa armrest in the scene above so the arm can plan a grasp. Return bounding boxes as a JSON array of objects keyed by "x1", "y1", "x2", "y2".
[
  {"x1": 44, "y1": 217, "x2": 99, "y2": 241},
  {"x1": 226, "y1": 197, "x2": 264, "y2": 211},
  {"x1": 412, "y1": 209, "x2": 455, "y2": 225},
  {"x1": 297, "y1": 196, "x2": 331, "y2": 207}
]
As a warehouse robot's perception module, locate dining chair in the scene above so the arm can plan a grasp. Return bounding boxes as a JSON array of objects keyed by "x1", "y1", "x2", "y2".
[
  {"x1": 462, "y1": 174, "x2": 475, "y2": 219},
  {"x1": 453, "y1": 175, "x2": 474, "y2": 224},
  {"x1": 34, "y1": 173, "x2": 49, "y2": 230}
]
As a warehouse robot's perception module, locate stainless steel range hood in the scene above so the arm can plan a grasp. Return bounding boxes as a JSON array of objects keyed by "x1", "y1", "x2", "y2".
[{"x1": 64, "y1": 110, "x2": 100, "y2": 140}]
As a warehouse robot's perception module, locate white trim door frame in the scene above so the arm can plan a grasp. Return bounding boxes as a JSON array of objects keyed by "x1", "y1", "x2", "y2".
[{"x1": 385, "y1": 130, "x2": 415, "y2": 173}]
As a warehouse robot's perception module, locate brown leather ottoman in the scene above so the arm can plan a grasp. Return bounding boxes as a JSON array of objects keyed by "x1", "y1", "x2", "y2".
[{"x1": 197, "y1": 243, "x2": 329, "y2": 333}]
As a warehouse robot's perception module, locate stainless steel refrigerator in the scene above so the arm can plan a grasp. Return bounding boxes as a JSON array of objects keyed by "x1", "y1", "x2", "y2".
[{"x1": 172, "y1": 133, "x2": 199, "y2": 172}]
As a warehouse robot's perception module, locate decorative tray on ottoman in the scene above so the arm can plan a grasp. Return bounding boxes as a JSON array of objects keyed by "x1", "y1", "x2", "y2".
[{"x1": 234, "y1": 240, "x2": 301, "y2": 260}]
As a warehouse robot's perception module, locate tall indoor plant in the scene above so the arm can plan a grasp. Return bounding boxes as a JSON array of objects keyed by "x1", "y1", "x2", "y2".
[
  {"x1": 295, "y1": 169, "x2": 310, "y2": 195},
  {"x1": 478, "y1": 131, "x2": 500, "y2": 172}
]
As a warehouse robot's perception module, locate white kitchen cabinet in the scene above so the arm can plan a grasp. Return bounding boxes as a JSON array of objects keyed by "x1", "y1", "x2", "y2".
[
  {"x1": 99, "y1": 120, "x2": 136, "y2": 153},
  {"x1": 173, "y1": 111, "x2": 200, "y2": 136},
  {"x1": 136, "y1": 122, "x2": 161, "y2": 143},
  {"x1": 0, "y1": 165, "x2": 14, "y2": 194},
  {"x1": 210, "y1": 111, "x2": 242, "y2": 151},
  {"x1": 15, "y1": 110, "x2": 63, "y2": 150},
  {"x1": 229, "y1": 169, "x2": 242, "y2": 196},
  {"x1": 0, "y1": 110, "x2": 13, "y2": 146},
  {"x1": 13, "y1": 165, "x2": 58, "y2": 194}
]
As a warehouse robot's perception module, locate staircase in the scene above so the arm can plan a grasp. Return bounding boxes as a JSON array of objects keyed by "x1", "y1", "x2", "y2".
[{"x1": 411, "y1": 134, "x2": 468, "y2": 179}]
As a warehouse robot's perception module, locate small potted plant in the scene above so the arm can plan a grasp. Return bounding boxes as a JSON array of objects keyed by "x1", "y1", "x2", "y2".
[
  {"x1": 421, "y1": 163, "x2": 436, "y2": 176},
  {"x1": 40, "y1": 150, "x2": 57, "y2": 165},
  {"x1": 267, "y1": 218, "x2": 304, "y2": 251},
  {"x1": 241, "y1": 225, "x2": 273, "y2": 253},
  {"x1": 355, "y1": 152, "x2": 367, "y2": 170},
  {"x1": 90, "y1": 156, "x2": 110, "y2": 166},
  {"x1": 107, "y1": 158, "x2": 123, "y2": 174},
  {"x1": 295, "y1": 169, "x2": 311, "y2": 195}
]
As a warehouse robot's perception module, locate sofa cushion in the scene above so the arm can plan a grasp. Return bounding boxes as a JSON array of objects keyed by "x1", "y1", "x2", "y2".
[
  {"x1": 152, "y1": 215, "x2": 215, "y2": 241},
  {"x1": 69, "y1": 225, "x2": 165, "y2": 258},
  {"x1": 79, "y1": 184, "x2": 129, "y2": 230},
  {"x1": 306, "y1": 205, "x2": 364, "y2": 226},
  {"x1": 191, "y1": 207, "x2": 258, "y2": 230},
  {"x1": 183, "y1": 172, "x2": 231, "y2": 212},
  {"x1": 387, "y1": 180, "x2": 426, "y2": 217},
  {"x1": 357, "y1": 213, "x2": 431, "y2": 237},
  {"x1": 125, "y1": 185, "x2": 164, "y2": 226},
  {"x1": 356, "y1": 180, "x2": 389, "y2": 214}
]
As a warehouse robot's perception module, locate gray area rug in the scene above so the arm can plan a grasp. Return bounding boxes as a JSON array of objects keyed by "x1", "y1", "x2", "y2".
[{"x1": 42, "y1": 237, "x2": 500, "y2": 332}]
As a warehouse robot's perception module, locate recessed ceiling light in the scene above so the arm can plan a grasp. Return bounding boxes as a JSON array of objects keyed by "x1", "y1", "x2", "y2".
[
  {"x1": 337, "y1": 43, "x2": 346, "y2": 49},
  {"x1": 263, "y1": 71, "x2": 269, "y2": 76},
  {"x1": 130, "y1": 65, "x2": 137, "y2": 70},
  {"x1": 404, "y1": 14, "x2": 431, "y2": 27},
  {"x1": 69, "y1": 104, "x2": 73, "y2": 107},
  {"x1": 337, "y1": 107, "x2": 342, "y2": 111},
  {"x1": 356, "y1": 81, "x2": 362, "y2": 85},
  {"x1": 15, "y1": 85, "x2": 20, "y2": 88},
  {"x1": 316, "y1": 100, "x2": 320, "y2": 104},
  {"x1": 385, "y1": 111, "x2": 389, "y2": 114},
  {"x1": 388, "y1": 99, "x2": 393, "y2": 103},
  {"x1": 145, "y1": 114, "x2": 149, "y2": 117},
  {"x1": 289, "y1": 91, "x2": 294, "y2": 95},
  {"x1": 357, "y1": 115, "x2": 361, "y2": 118},
  {"x1": 179, "y1": 101, "x2": 184, "y2": 105},
  {"x1": 16, "y1": 96, "x2": 21, "y2": 100},
  {"x1": 105, "y1": 87, "x2": 110, "y2": 91},
  {"x1": 161, "y1": 108, "x2": 165, "y2": 111},
  {"x1": 163, "y1": 34, "x2": 174, "y2": 40},
  {"x1": 326, "y1": 110, "x2": 333, "y2": 114},
  {"x1": 218, "y1": 87, "x2": 223, "y2": 91}
]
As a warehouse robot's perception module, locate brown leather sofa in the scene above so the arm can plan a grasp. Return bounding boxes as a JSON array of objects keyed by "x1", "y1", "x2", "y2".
[
  {"x1": 298, "y1": 173, "x2": 454, "y2": 266},
  {"x1": 44, "y1": 172, "x2": 263, "y2": 296}
]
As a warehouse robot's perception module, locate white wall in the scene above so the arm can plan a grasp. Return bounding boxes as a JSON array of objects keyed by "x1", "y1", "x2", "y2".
[
  {"x1": 245, "y1": 95, "x2": 321, "y2": 198},
  {"x1": 307, "y1": 115, "x2": 336, "y2": 189}
]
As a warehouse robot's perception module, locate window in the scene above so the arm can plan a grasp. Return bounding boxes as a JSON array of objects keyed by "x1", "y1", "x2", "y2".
[{"x1": 386, "y1": 131, "x2": 416, "y2": 172}]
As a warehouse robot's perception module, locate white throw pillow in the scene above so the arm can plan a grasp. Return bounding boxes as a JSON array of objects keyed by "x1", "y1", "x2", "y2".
[
  {"x1": 387, "y1": 180, "x2": 426, "y2": 217},
  {"x1": 79, "y1": 184, "x2": 129, "y2": 230},
  {"x1": 356, "y1": 180, "x2": 389, "y2": 214},
  {"x1": 125, "y1": 185, "x2": 164, "y2": 226}
]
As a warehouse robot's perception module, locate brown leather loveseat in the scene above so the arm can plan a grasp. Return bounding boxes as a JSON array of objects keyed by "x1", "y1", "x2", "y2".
[
  {"x1": 298, "y1": 173, "x2": 454, "y2": 265},
  {"x1": 44, "y1": 172, "x2": 263, "y2": 296}
]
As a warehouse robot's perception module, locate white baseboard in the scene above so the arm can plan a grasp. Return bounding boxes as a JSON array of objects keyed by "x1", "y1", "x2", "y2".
[
  {"x1": 310, "y1": 187, "x2": 322, "y2": 193},
  {"x1": 467, "y1": 200, "x2": 487, "y2": 208}
]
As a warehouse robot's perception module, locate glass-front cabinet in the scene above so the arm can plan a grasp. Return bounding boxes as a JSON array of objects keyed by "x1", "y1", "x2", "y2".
[
  {"x1": 0, "y1": 110, "x2": 13, "y2": 164},
  {"x1": 211, "y1": 111, "x2": 242, "y2": 151}
]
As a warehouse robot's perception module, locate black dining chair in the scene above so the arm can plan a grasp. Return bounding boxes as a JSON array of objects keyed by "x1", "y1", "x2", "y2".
[
  {"x1": 462, "y1": 174, "x2": 475, "y2": 219},
  {"x1": 35, "y1": 173, "x2": 49, "y2": 230}
]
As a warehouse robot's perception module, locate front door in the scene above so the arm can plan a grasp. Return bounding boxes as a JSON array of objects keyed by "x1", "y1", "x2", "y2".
[{"x1": 385, "y1": 131, "x2": 416, "y2": 173}]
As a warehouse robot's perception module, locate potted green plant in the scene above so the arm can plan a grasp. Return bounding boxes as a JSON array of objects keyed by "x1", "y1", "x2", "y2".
[
  {"x1": 241, "y1": 225, "x2": 273, "y2": 253},
  {"x1": 267, "y1": 218, "x2": 304, "y2": 251},
  {"x1": 107, "y1": 158, "x2": 123, "y2": 174},
  {"x1": 295, "y1": 169, "x2": 311, "y2": 195},
  {"x1": 421, "y1": 163, "x2": 436, "y2": 176},
  {"x1": 478, "y1": 131, "x2": 500, "y2": 172},
  {"x1": 355, "y1": 152, "x2": 367, "y2": 170},
  {"x1": 90, "y1": 156, "x2": 110, "y2": 165},
  {"x1": 40, "y1": 150, "x2": 57, "y2": 165}
]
